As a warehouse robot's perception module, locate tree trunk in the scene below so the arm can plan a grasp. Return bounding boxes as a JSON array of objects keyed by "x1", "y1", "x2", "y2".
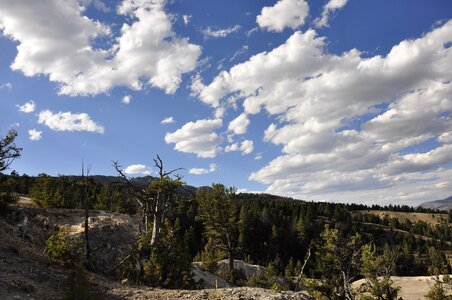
[
  {"x1": 226, "y1": 232, "x2": 234, "y2": 273},
  {"x1": 150, "y1": 215, "x2": 161, "y2": 246},
  {"x1": 299, "y1": 246, "x2": 311, "y2": 277},
  {"x1": 150, "y1": 197, "x2": 162, "y2": 246},
  {"x1": 82, "y1": 162, "x2": 92, "y2": 270},
  {"x1": 342, "y1": 271, "x2": 354, "y2": 300}
]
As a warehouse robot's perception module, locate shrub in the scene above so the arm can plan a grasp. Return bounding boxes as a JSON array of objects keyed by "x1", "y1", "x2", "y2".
[
  {"x1": 200, "y1": 238, "x2": 224, "y2": 274},
  {"x1": 64, "y1": 263, "x2": 104, "y2": 300},
  {"x1": 0, "y1": 191, "x2": 17, "y2": 211},
  {"x1": 46, "y1": 228, "x2": 83, "y2": 265},
  {"x1": 425, "y1": 275, "x2": 452, "y2": 300},
  {"x1": 119, "y1": 221, "x2": 193, "y2": 289}
]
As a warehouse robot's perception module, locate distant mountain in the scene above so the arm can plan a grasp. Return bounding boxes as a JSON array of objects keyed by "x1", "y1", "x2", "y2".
[
  {"x1": 68, "y1": 175, "x2": 199, "y2": 196},
  {"x1": 67, "y1": 175, "x2": 155, "y2": 186},
  {"x1": 419, "y1": 196, "x2": 452, "y2": 211}
]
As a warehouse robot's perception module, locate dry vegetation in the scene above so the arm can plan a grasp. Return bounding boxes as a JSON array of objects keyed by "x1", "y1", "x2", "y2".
[
  {"x1": 353, "y1": 210, "x2": 450, "y2": 226},
  {"x1": 0, "y1": 202, "x2": 310, "y2": 299}
]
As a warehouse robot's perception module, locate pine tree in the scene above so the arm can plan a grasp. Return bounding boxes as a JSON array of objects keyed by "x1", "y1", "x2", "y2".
[
  {"x1": 360, "y1": 243, "x2": 400, "y2": 299},
  {"x1": 197, "y1": 183, "x2": 238, "y2": 273}
]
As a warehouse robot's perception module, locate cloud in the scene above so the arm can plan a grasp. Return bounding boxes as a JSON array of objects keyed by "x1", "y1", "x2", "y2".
[
  {"x1": 183, "y1": 15, "x2": 191, "y2": 25},
  {"x1": 225, "y1": 139, "x2": 254, "y2": 155},
  {"x1": 0, "y1": 82, "x2": 12, "y2": 90},
  {"x1": 165, "y1": 118, "x2": 223, "y2": 158},
  {"x1": 194, "y1": 21, "x2": 452, "y2": 204},
  {"x1": 201, "y1": 25, "x2": 241, "y2": 39},
  {"x1": 383, "y1": 144, "x2": 452, "y2": 176},
  {"x1": 256, "y1": 0, "x2": 309, "y2": 32},
  {"x1": 0, "y1": 0, "x2": 201, "y2": 96},
  {"x1": 189, "y1": 163, "x2": 217, "y2": 175},
  {"x1": 228, "y1": 113, "x2": 250, "y2": 135},
  {"x1": 124, "y1": 164, "x2": 152, "y2": 175},
  {"x1": 438, "y1": 131, "x2": 452, "y2": 144},
  {"x1": 28, "y1": 129, "x2": 42, "y2": 141},
  {"x1": 78, "y1": 0, "x2": 110, "y2": 12},
  {"x1": 17, "y1": 100, "x2": 36, "y2": 113},
  {"x1": 254, "y1": 153, "x2": 263, "y2": 160},
  {"x1": 315, "y1": 0, "x2": 348, "y2": 28},
  {"x1": 161, "y1": 116, "x2": 175, "y2": 124},
  {"x1": 121, "y1": 95, "x2": 132, "y2": 104},
  {"x1": 38, "y1": 110, "x2": 104, "y2": 133}
]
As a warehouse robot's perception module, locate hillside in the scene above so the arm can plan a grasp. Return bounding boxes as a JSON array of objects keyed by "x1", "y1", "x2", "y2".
[
  {"x1": 420, "y1": 196, "x2": 452, "y2": 211},
  {"x1": 353, "y1": 210, "x2": 450, "y2": 226},
  {"x1": 2, "y1": 202, "x2": 450, "y2": 299},
  {"x1": 0, "y1": 201, "x2": 310, "y2": 299}
]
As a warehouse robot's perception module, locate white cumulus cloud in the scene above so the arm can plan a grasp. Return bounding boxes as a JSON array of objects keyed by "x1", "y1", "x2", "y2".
[
  {"x1": 17, "y1": 100, "x2": 36, "y2": 113},
  {"x1": 257, "y1": 0, "x2": 309, "y2": 32},
  {"x1": 38, "y1": 110, "x2": 104, "y2": 133},
  {"x1": 28, "y1": 129, "x2": 42, "y2": 141},
  {"x1": 194, "y1": 20, "x2": 452, "y2": 205},
  {"x1": 225, "y1": 140, "x2": 254, "y2": 155},
  {"x1": 165, "y1": 118, "x2": 223, "y2": 158},
  {"x1": 189, "y1": 163, "x2": 217, "y2": 175},
  {"x1": 124, "y1": 164, "x2": 152, "y2": 175},
  {"x1": 315, "y1": 0, "x2": 348, "y2": 28},
  {"x1": 228, "y1": 113, "x2": 250, "y2": 135},
  {"x1": 0, "y1": 0, "x2": 201, "y2": 96}
]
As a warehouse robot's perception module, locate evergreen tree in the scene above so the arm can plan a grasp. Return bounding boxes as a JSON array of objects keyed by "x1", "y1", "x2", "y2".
[
  {"x1": 197, "y1": 183, "x2": 238, "y2": 273},
  {"x1": 315, "y1": 224, "x2": 362, "y2": 300},
  {"x1": 359, "y1": 243, "x2": 400, "y2": 299},
  {"x1": 0, "y1": 129, "x2": 22, "y2": 172}
]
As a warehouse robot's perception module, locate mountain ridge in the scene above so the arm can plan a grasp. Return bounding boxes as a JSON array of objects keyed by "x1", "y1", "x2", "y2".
[{"x1": 419, "y1": 195, "x2": 452, "y2": 211}]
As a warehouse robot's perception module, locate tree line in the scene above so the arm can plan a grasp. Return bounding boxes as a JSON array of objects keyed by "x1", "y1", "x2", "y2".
[{"x1": 1, "y1": 131, "x2": 451, "y2": 299}]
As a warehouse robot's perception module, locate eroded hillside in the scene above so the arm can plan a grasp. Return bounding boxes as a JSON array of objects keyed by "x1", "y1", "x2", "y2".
[{"x1": 0, "y1": 202, "x2": 311, "y2": 299}]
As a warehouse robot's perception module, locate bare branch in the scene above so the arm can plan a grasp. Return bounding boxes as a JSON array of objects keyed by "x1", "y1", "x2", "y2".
[
  {"x1": 153, "y1": 154, "x2": 184, "y2": 177},
  {"x1": 112, "y1": 160, "x2": 148, "y2": 207}
]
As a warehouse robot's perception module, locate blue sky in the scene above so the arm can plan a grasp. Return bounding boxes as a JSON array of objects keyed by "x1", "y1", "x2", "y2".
[{"x1": 0, "y1": 0, "x2": 451, "y2": 206}]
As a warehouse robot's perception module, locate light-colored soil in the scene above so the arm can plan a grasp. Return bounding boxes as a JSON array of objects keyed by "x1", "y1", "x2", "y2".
[
  {"x1": 1, "y1": 200, "x2": 448, "y2": 300},
  {"x1": 0, "y1": 203, "x2": 310, "y2": 299},
  {"x1": 353, "y1": 275, "x2": 452, "y2": 300},
  {"x1": 353, "y1": 210, "x2": 450, "y2": 226}
]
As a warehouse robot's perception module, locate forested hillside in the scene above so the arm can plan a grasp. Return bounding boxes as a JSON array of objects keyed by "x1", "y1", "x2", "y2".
[{"x1": 1, "y1": 170, "x2": 451, "y2": 299}]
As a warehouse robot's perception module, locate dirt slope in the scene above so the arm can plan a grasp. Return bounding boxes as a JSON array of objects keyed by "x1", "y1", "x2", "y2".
[
  {"x1": 353, "y1": 276, "x2": 452, "y2": 300},
  {"x1": 353, "y1": 210, "x2": 449, "y2": 226},
  {"x1": 0, "y1": 204, "x2": 310, "y2": 299}
]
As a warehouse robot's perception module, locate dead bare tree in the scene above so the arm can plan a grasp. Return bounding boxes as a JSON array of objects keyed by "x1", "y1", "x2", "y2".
[
  {"x1": 113, "y1": 155, "x2": 184, "y2": 247},
  {"x1": 81, "y1": 160, "x2": 94, "y2": 270},
  {"x1": 299, "y1": 245, "x2": 311, "y2": 278}
]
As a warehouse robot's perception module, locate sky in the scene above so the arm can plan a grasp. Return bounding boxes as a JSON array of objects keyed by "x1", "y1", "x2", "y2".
[{"x1": 0, "y1": 0, "x2": 451, "y2": 206}]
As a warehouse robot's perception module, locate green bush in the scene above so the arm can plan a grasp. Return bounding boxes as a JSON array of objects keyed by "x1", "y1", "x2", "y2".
[
  {"x1": 64, "y1": 263, "x2": 104, "y2": 300},
  {"x1": 425, "y1": 275, "x2": 452, "y2": 300},
  {"x1": 227, "y1": 268, "x2": 247, "y2": 286},
  {"x1": 120, "y1": 221, "x2": 193, "y2": 288},
  {"x1": 245, "y1": 262, "x2": 289, "y2": 291},
  {"x1": 0, "y1": 191, "x2": 17, "y2": 211},
  {"x1": 200, "y1": 238, "x2": 224, "y2": 274},
  {"x1": 46, "y1": 228, "x2": 83, "y2": 265}
]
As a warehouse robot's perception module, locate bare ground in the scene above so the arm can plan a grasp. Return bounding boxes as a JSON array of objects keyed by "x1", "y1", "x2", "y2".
[
  {"x1": 352, "y1": 276, "x2": 452, "y2": 300},
  {"x1": 0, "y1": 202, "x2": 310, "y2": 299},
  {"x1": 353, "y1": 210, "x2": 450, "y2": 226},
  {"x1": 2, "y1": 200, "x2": 448, "y2": 300}
]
